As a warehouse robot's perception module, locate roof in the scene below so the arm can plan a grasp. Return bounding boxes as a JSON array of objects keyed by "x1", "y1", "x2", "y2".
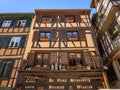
[
  {"x1": 35, "y1": 9, "x2": 91, "y2": 15},
  {"x1": 0, "y1": 12, "x2": 34, "y2": 18}
]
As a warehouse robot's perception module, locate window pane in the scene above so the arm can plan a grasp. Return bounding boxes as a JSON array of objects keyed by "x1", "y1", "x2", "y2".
[
  {"x1": 37, "y1": 54, "x2": 42, "y2": 66},
  {"x1": 2, "y1": 21, "x2": 11, "y2": 27},
  {"x1": 0, "y1": 60, "x2": 14, "y2": 78},
  {"x1": 40, "y1": 33, "x2": 45, "y2": 37},
  {"x1": 9, "y1": 37, "x2": 21, "y2": 47},
  {"x1": 46, "y1": 33, "x2": 51, "y2": 41}
]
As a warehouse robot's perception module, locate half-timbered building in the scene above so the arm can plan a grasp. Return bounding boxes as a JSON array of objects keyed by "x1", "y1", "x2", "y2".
[
  {"x1": 91, "y1": 0, "x2": 120, "y2": 88},
  {"x1": 0, "y1": 13, "x2": 34, "y2": 89},
  {"x1": 17, "y1": 10, "x2": 109, "y2": 90}
]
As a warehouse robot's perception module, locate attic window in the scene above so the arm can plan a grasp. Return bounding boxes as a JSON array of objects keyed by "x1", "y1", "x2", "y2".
[
  {"x1": 42, "y1": 16, "x2": 52, "y2": 23},
  {"x1": 1, "y1": 20, "x2": 12, "y2": 28},
  {"x1": 66, "y1": 16, "x2": 75, "y2": 23},
  {"x1": 17, "y1": 20, "x2": 26, "y2": 27}
]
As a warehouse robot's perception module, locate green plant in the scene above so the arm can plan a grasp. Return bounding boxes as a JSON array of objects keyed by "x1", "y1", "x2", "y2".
[
  {"x1": 95, "y1": 0, "x2": 99, "y2": 3},
  {"x1": 111, "y1": 29, "x2": 119, "y2": 40},
  {"x1": 98, "y1": 13, "x2": 104, "y2": 18},
  {"x1": 67, "y1": 17, "x2": 74, "y2": 20}
]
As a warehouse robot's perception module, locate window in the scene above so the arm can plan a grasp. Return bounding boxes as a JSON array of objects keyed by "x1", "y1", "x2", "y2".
[
  {"x1": 108, "y1": 20, "x2": 120, "y2": 40},
  {"x1": 1, "y1": 20, "x2": 12, "y2": 27},
  {"x1": 9, "y1": 37, "x2": 21, "y2": 47},
  {"x1": 17, "y1": 20, "x2": 26, "y2": 27},
  {"x1": 36, "y1": 53, "x2": 49, "y2": 67},
  {"x1": 68, "y1": 53, "x2": 84, "y2": 66},
  {"x1": 39, "y1": 32, "x2": 51, "y2": 41},
  {"x1": 67, "y1": 31, "x2": 79, "y2": 41},
  {"x1": 65, "y1": 16, "x2": 75, "y2": 23},
  {"x1": 106, "y1": 65, "x2": 117, "y2": 83},
  {"x1": 0, "y1": 60, "x2": 14, "y2": 78},
  {"x1": 42, "y1": 16, "x2": 52, "y2": 23}
]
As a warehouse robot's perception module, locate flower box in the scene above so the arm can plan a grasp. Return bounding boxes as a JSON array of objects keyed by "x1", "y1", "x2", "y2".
[
  {"x1": 69, "y1": 37, "x2": 78, "y2": 41},
  {"x1": 42, "y1": 20, "x2": 50, "y2": 23},
  {"x1": 42, "y1": 18, "x2": 51, "y2": 23},
  {"x1": 67, "y1": 20, "x2": 74, "y2": 23},
  {"x1": 40, "y1": 37, "x2": 48, "y2": 41}
]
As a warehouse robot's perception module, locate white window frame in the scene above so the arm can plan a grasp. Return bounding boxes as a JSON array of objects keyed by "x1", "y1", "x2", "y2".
[
  {"x1": 17, "y1": 20, "x2": 26, "y2": 27},
  {"x1": 9, "y1": 37, "x2": 21, "y2": 48},
  {"x1": 2, "y1": 20, "x2": 12, "y2": 27}
]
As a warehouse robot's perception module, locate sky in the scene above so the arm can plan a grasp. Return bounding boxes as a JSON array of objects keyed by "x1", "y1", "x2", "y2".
[{"x1": 0, "y1": 0, "x2": 96, "y2": 18}]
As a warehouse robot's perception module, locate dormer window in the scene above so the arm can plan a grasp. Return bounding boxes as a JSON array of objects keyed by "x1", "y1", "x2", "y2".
[
  {"x1": 66, "y1": 16, "x2": 75, "y2": 23},
  {"x1": 1, "y1": 20, "x2": 12, "y2": 28},
  {"x1": 17, "y1": 20, "x2": 26, "y2": 27},
  {"x1": 9, "y1": 37, "x2": 21, "y2": 47},
  {"x1": 42, "y1": 16, "x2": 52, "y2": 23}
]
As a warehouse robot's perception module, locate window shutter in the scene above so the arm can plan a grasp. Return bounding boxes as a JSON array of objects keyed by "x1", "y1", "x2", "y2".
[
  {"x1": 61, "y1": 52, "x2": 68, "y2": 65},
  {"x1": 51, "y1": 30, "x2": 56, "y2": 41},
  {"x1": 60, "y1": 15, "x2": 65, "y2": 22},
  {"x1": 0, "y1": 36, "x2": 3, "y2": 48},
  {"x1": 83, "y1": 51, "x2": 93, "y2": 67},
  {"x1": 26, "y1": 19, "x2": 31, "y2": 27},
  {"x1": 27, "y1": 52, "x2": 35, "y2": 66},
  {"x1": 32, "y1": 31, "x2": 39, "y2": 41},
  {"x1": 21, "y1": 60, "x2": 28, "y2": 70},
  {"x1": 19, "y1": 35, "x2": 27, "y2": 48},
  {"x1": 60, "y1": 30, "x2": 66, "y2": 41},
  {"x1": 1, "y1": 36, "x2": 11, "y2": 48},
  {"x1": 50, "y1": 52, "x2": 57, "y2": 64},
  {"x1": 0, "y1": 62, "x2": 6, "y2": 77},
  {"x1": 52, "y1": 16, "x2": 57, "y2": 23},
  {"x1": 76, "y1": 15, "x2": 81, "y2": 22},
  {"x1": 11, "y1": 19, "x2": 18, "y2": 27},
  {"x1": 0, "y1": 19, "x2": 3, "y2": 27},
  {"x1": 79, "y1": 30, "x2": 86, "y2": 41}
]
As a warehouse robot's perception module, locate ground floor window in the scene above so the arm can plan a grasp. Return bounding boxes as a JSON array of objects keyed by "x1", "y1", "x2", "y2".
[
  {"x1": 106, "y1": 65, "x2": 117, "y2": 83},
  {"x1": 36, "y1": 53, "x2": 49, "y2": 67},
  {"x1": 0, "y1": 60, "x2": 14, "y2": 78},
  {"x1": 68, "y1": 52, "x2": 84, "y2": 66}
]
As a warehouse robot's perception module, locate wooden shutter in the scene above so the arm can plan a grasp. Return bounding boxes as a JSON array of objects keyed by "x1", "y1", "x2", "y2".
[
  {"x1": 19, "y1": 35, "x2": 27, "y2": 48},
  {"x1": 60, "y1": 30, "x2": 66, "y2": 41},
  {"x1": 52, "y1": 15, "x2": 57, "y2": 23},
  {"x1": 21, "y1": 60, "x2": 28, "y2": 70},
  {"x1": 26, "y1": 19, "x2": 32, "y2": 27},
  {"x1": 61, "y1": 52, "x2": 68, "y2": 65},
  {"x1": 1, "y1": 36, "x2": 11, "y2": 48},
  {"x1": 0, "y1": 19, "x2": 3, "y2": 26},
  {"x1": 32, "y1": 31, "x2": 39, "y2": 41},
  {"x1": 51, "y1": 30, "x2": 56, "y2": 41},
  {"x1": 83, "y1": 51, "x2": 93, "y2": 67},
  {"x1": 76, "y1": 15, "x2": 81, "y2": 22},
  {"x1": 36, "y1": 15, "x2": 42, "y2": 23},
  {"x1": 27, "y1": 52, "x2": 35, "y2": 66},
  {"x1": 50, "y1": 52, "x2": 57, "y2": 64},
  {"x1": 79, "y1": 30, "x2": 86, "y2": 41},
  {"x1": 11, "y1": 19, "x2": 18, "y2": 27},
  {"x1": 0, "y1": 36, "x2": 3, "y2": 48},
  {"x1": 60, "y1": 15, "x2": 65, "y2": 22}
]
